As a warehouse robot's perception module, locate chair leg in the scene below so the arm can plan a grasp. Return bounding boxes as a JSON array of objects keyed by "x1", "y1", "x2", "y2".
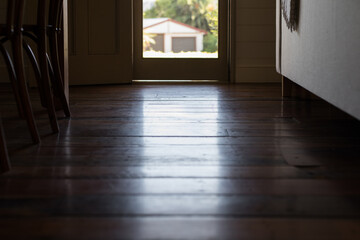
[
  {"x1": 0, "y1": 117, "x2": 11, "y2": 173},
  {"x1": 38, "y1": 28, "x2": 59, "y2": 134},
  {"x1": 23, "y1": 39, "x2": 47, "y2": 109},
  {"x1": 48, "y1": 31, "x2": 71, "y2": 117},
  {"x1": 12, "y1": 33, "x2": 41, "y2": 144},
  {"x1": 0, "y1": 41, "x2": 25, "y2": 118}
]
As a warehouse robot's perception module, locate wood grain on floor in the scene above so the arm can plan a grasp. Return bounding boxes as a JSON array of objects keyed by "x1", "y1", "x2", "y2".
[{"x1": 1, "y1": 83, "x2": 360, "y2": 240}]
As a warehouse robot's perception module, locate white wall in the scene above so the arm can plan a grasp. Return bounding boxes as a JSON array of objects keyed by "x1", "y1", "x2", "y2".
[
  {"x1": 145, "y1": 21, "x2": 201, "y2": 34},
  {"x1": 235, "y1": 0, "x2": 281, "y2": 83},
  {"x1": 277, "y1": 0, "x2": 360, "y2": 120},
  {"x1": 144, "y1": 20, "x2": 204, "y2": 52}
]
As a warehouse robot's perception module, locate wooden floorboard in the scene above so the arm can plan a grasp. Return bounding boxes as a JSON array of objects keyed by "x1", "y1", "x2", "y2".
[
  {"x1": 0, "y1": 218, "x2": 360, "y2": 240},
  {"x1": 1, "y1": 83, "x2": 360, "y2": 239}
]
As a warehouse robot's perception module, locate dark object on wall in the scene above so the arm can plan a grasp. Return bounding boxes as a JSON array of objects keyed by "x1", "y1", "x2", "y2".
[{"x1": 281, "y1": 0, "x2": 299, "y2": 32}]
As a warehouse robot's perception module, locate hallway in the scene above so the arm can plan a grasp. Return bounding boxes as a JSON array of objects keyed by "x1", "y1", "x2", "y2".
[{"x1": 1, "y1": 83, "x2": 360, "y2": 239}]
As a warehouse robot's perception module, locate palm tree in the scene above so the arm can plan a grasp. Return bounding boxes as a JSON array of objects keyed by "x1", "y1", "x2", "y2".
[{"x1": 185, "y1": 0, "x2": 213, "y2": 31}]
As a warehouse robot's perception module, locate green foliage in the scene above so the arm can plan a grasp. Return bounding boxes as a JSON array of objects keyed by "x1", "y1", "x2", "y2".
[
  {"x1": 144, "y1": 0, "x2": 219, "y2": 52},
  {"x1": 203, "y1": 33, "x2": 217, "y2": 52},
  {"x1": 144, "y1": 0, "x2": 218, "y2": 33},
  {"x1": 205, "y1": 3, "x2": 218, "y2": 36}
]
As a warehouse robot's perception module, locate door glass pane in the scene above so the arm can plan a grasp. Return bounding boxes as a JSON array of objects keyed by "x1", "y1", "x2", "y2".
[{"x1": 143, "y1": 0, "x2": 219, "y2": 58}]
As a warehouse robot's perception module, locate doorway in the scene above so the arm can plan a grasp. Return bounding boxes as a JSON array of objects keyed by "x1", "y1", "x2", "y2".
[{"x1": 133, "y1": 0, "x2": 233, "y2": 82}]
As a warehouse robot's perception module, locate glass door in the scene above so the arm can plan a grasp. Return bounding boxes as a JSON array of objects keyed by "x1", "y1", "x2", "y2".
[{"x1": 133, "y1": 0, "x2": 229, "y2": 81}]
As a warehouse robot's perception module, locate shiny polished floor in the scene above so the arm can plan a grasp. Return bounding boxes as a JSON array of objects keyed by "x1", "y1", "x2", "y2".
[{"x1": 1, "y1": 83, "x2": 360, "y2": 239}]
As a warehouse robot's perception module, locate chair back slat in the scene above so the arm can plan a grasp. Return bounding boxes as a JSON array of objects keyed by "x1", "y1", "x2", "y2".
[
  {"x1": 49, "y1": 0, "x2": 56, "y2": 27},
  {"x1": 37, "y1": 0, "x2": 47, "y2": 28},
  {"x1": 4, "y1": 0, "x2": 15, "y2": 35},
  {"x1": 5, "y1": 0, "x2": 14, "y2": 27},
  {"x1": 56, "y1": 0, "x2": 64, "y2": 29},
  {"x1": 3, "y1": 0, "x2": 25, "y2": 35},
  {"x1": 13, "y1": 0, "x2": 25, "y2": 32},
  {"x1": 48, "y1": 0, "x2": 63, "y2": 29}
]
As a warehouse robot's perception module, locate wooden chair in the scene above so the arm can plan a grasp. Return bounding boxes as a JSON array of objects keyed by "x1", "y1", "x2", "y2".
[
  {"x1": 48, "y1": 0, "x2": 70, "y2": 111},
  {"x1": 23, "y1": 0, "x2": 71, "y2": 135},
  {"x1": 0, "y1": 0, "x2": 41, "y2": 144},
  {"x1": 0, "y1": 116, "x2": 10, "y2": 172}
]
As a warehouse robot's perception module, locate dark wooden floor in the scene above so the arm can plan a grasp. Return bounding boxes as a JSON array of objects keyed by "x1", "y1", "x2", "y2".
[{"x1": 1, "y1": 83, "x2": 360, "y2": 239}]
